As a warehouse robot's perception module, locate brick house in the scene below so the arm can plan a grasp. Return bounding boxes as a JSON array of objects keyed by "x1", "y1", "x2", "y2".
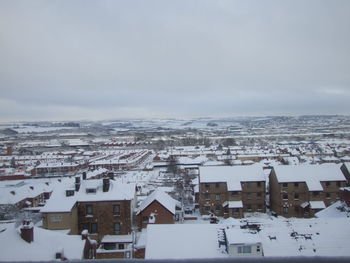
[
  {"x1": 198, "y1": 165, "x2": 266, "y2": 218},
  {"x1": 269, "y1": 164, "x2": 348, "y2": 218},
  {"x1": 136, "y1": 189, "x2": 182, "y2": 229},
  {"x1": 41, "y1": 176, "x2": 136, "y2": 245}
]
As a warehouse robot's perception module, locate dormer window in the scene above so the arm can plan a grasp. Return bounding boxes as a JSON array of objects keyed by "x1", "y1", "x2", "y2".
[
  {"x1": 66, "y1": 190, "x2": 75, "y2": 197},
  {"x1": 86, "y1": 188, "x2": 97, "y2": 194}
]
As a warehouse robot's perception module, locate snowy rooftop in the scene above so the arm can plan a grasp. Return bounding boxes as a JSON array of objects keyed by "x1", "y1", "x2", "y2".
[
  {"x1": 222, "y1": 201, "x2": 243, "y2": 208},
  {"x1": 40, "y1": 179, "x2": 136, "y2": 213},
  {"x1": 146, "y1": 217, "x2": 350, "y2": 259},
  {"x1": 0, "y1": 223, "x2": 84, "y2": 261},
  {"x1": 273, "y1": 164, "x2": 346, "y2": 191},
  {"x1": 0, "y1": 178, "x2": 66, "y2": 205},
  {"x1": 145, "y1": 224, "x2": 227, "y2": 259},
  {"x1": 225, "y1": 228, "x2": 261, "y2": 245},
  {"x1": 101, "y1": 234, "x2": 132, "y2": 243},
  {"x1": 137, "y1": 188, "x2": 180, "y2": 215},
  {"x1": 315, "y1": 201, "x2": 350, "y2": 218},
  {"x1": 200, "y1": 165, "x2": 265, "y2": 191}
]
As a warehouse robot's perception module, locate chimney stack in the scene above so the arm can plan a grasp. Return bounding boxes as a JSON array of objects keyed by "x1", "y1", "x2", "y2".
[
  {"x1": 20, "y1": 220, "x2": 33, "y2": 243},
  {"x1": 82, "y1": 172, "x2": 87, "y2": 180},
  {"x1": 108, "y1": 172, "x2": 114, "y2": 180},
  {"x1": 103, "y1": 178, "x2": 110, "y2": 192},
  {"x1": 75, "y1": 176, "x2": 81, "y2": 191}
]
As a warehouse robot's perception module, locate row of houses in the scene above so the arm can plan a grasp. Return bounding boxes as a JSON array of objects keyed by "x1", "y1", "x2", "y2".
[
  {"x1": 198, "y1": 163, "x2": 350, "y2": 218},
  {"x1": 39, "y1": 173, "x2": 182, "y2": 259}
]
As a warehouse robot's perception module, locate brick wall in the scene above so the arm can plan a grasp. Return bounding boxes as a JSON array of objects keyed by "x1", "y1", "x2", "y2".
[
  {"x1": 77, "y1": 200, "x2": 132, "y2": 241},
  {"x1": 137, "y1": 200, "x2": 174, "y2": 229}
]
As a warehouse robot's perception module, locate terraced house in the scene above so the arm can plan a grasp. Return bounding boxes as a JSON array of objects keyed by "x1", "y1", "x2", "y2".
[
  {"x1": 199, "y1": 165, "x2": 266, "y2": 218},
  {"x1": 269, "y1": 164, "x2": 348, "y2": 218}
]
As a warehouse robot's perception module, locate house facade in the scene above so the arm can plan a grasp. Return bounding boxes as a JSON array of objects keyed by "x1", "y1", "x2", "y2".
[
  {"x1": 41, "y1": 176, "x2": 136, "y2": 243},
  {"x1": 136, "y1": 189, "x2": 182, "y2": 229},
  {"x1": 199, "y1": 165, "x2": 266, "y2": 218},
  {"x1": 269, "y1": 164, "x2": 348, "y2": 218}
]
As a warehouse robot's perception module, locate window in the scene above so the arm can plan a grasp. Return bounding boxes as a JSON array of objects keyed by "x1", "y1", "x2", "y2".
[
  {"x1": 204, "y1": 193, "x2": 210, "y2": 200},
  {"x1": 246, "y1": 182, "x2": 251, "y2": 189},
  {"x1": 215, "y1": 194, "x2": 220, "y2": 201},
  {"x1": 66, "y1": 190, "x2": 74, "y2": 197},
  {"x1": 205, "y1": 183, "x2": 210, "y2": 189},
  {"x1": 86, "y1": 188, "x2": 97, "y2": 194},
  {"x1": 246, "y1": 193, "x2": 252, "y2": 200},
  {"x1": 336, "y1": 193, "x2": 340, "y2": 200},
  {"x1": 337, "y1": 181, "x2": 341, "y2": 187},
  {"x1": 282, "y1": 183, "x2": 288, "y2": 188},
  {"x1": 204, "y1": 206, "x2": 210, "y2": 212},
  {"x1": 104, "y1": 243, "x2": 116, "y2": 250},
  {"x1": 91, "y1": 223, "x2": 98, "y2": 234},
  {"x1": 231, "y1": 191, "x2": 238, "y2": 196},
  {"x1": 82, "y1": 223, "x2": 89, "y2": 233},
  {"x1": 238, "y1": 246, "x2": 252, "y2": 254},
  {"x1": 257, "y1": 246, "x2": 261, "y2": 252},
  {"x1": 215, "y1": 205, "x2": 221, "y2": 213},
  {"x1": 312, "y1": 191, "x2": 319, "y2": 196},
  {"x1": 49, "y1": 215, "x2": 62, "y2": 223},
  {"x1": 86, "y1": 204, "x2": 93, "y2": 216},
  {"x1": 283, "y1": 194, "x2": 288, "y2": 200},
  {"x1": 215, "y1": 183, "x2": 220, "y2": 188},
  {"x1": 118, "y1": 244, "x2": 125, "y2": 250},
  {"x1": 283, "y1": 207, "x2": 288, "y2": 214},
  {"x1": 142, "y1": 216, "x2": 148, "y2": 223},
  {"x1": 325, "y1": 182, "x2": 330, "y2": 187},
  {"x1": 294, "y1": 206, "x2": 299, "y2": 213},
  {"x1": 257, "y1": 182, "x2": 261, "y2": 187},
  {"x1": 113, "y1": 222, "x2": 121, "y2": 234},
  {"x1": 294, "y1": 193, "x2": 299, "y2": 200},
  {"x1": 257, "y1": 205, "x2": 263, "y2": 211},
  {"x1": 257, "y1": 193, "x2": 262, "y2": 200},
  {"x1": 294, "y1": 182, "x2": 299, "y2": 187},
  {"x1": 246, "y1": 204, "x2": 252, "y2": 212},
  {"x1": 233, "y1": 208, "x2": 239, "y2": 215},
  {"x1": 326, "y1": 193, "x2": 331, "y2": 199},
  {"x1": 113, "y1": 205, "x2": 120, "y2": 216}
]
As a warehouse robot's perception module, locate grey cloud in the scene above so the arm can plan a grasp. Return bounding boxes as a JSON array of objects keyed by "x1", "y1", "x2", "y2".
[{"x1": 0, "y1": 0, "x2": 349, "y2": 121}]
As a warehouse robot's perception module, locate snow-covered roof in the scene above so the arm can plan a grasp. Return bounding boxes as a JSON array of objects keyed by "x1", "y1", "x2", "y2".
[
  {"x1": 101, "y1": 234, "x2": 132, "y2": 243},
  {"x1": 137, "y1": 189, "x2": 180, "y2": 215},
  {"x1": 145, "y1": 224, "x2": 226, "y2": 259},
  {"x1": 273, "y1": 164, "x2": 346, "y2": 191},
  {"x1": 222, "y1": 201, "x2": 243, "y2": 208},
  {"x1": 0, "y1": 178, "x2": 64, "y2": 205},
  {"x1": 200, "y1": 165, "x2": 265, "y2": 191},
  {"x1": 315, "y1": 201, "x2": 350, "y2": 218},
  {"x1": 146, "y1": 217, "x2": 350, "y2": 258},
  {"x1": 257, "y1": 217, "x2": 350, "y2": 257},
  {"x1": 309, "y1": 201, "x2": 326, "y2": 209},
  {"x1": 41, "y1": 179, "x2": 135, "y2": 213},
  {"x1": 177, "y1": 156, "x2": 207, "y2": 165},
  {"x1": 0, "y1": 223, "x2": 84, "y2": 261},
  {"x1": 225, "y1": 228, "x2": 261, "y2": 245}
]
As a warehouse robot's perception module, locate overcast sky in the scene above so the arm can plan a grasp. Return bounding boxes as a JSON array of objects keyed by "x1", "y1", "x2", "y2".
[{"x1": 0, "y1": 0, "x2": 349, "y2": 122}]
